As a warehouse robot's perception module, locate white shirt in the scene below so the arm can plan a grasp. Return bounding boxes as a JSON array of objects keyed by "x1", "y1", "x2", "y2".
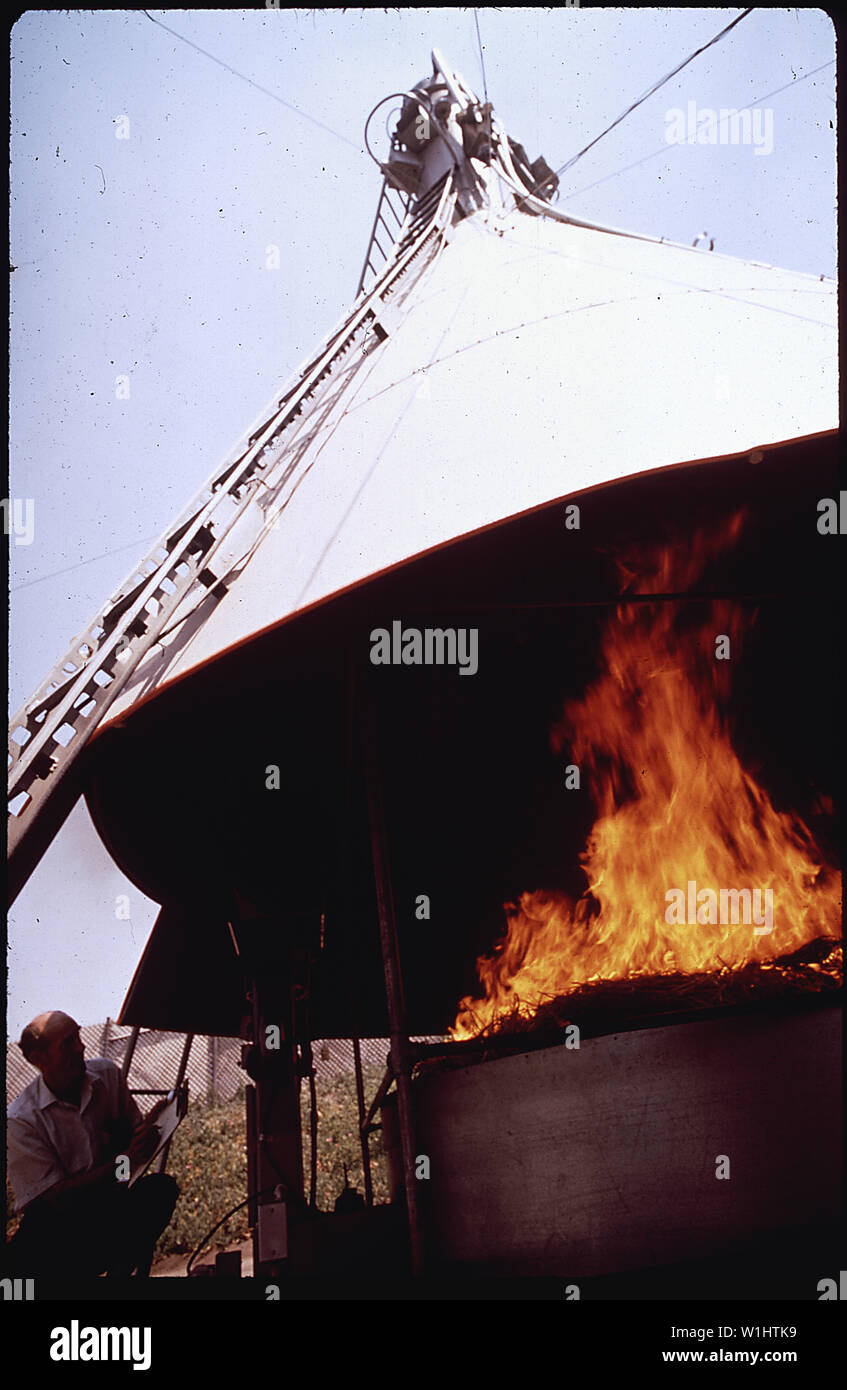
[{"x1": 6, "y1": 1057, "x2": 143, "y2": 1212}]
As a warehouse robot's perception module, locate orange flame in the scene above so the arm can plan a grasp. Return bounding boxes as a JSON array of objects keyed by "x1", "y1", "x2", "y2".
[{"x1": 452, "y1": 514, "x2": 841, "y2": 1040}]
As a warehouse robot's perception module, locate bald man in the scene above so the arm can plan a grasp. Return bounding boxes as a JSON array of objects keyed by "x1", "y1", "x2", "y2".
[{"x1": 5, "y1": 1011, "x2": 179, "y2": 1277}]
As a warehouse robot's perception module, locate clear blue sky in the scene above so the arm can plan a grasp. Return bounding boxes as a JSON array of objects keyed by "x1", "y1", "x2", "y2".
[{"x1": 7, "y1": 7, "x2": 836, "y2": 1040}]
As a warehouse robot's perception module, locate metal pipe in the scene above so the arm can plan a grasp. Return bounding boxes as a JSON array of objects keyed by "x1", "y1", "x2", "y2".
[
  {"x1": 307, "y1": 1040, "x2": 318, "y2": 1209},
  {"x1": 360, "y1": 1061, "x2": 395, "y2": 1135},
  {"x1": 208, "y1": 1033, "x2": 217, "y2": 1102},
  {"x1": 359, "y1": 672, "x2": 425, "y2": 1274},
  {"x1": 174, "y1": 1032, "x2": 194, "y2": 1089},
  {"x1": 353, "y1": 1036, "x2": 374, "y2": 1208}
]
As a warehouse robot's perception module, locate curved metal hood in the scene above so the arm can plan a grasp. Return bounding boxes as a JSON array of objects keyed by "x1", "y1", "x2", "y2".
[{"x1": 81, "y1": 429, "x2": 840, "y2": 1037}]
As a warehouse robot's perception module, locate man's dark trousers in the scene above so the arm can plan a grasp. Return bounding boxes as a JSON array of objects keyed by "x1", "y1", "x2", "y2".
[{"x1": 5, "y1": 1174, "x2": 178, "y2": 1277}]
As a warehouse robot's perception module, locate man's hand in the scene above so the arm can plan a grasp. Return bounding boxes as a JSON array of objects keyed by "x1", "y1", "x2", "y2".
[{"x1": 127, "y1": 1120, "x2": 159, "y2": 1167}]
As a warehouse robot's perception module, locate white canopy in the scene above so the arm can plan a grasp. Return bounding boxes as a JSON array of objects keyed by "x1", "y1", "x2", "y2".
[{"x1": 103, "y1": 200, "x2": 836, "y2": 718}]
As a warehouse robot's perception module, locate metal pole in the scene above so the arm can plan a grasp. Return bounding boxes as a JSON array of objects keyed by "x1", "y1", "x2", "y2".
[
  {"x1": 353, "y1": 1036, "x2": 374, "y2": 1208},
  {"x1": 208, "y1": 1034, "x2": 217, "y2": 1102},
  {"x1": 121, "y1": 1024, "x2": 140, "y2": 1079},
  {"x1": 156, "y1": 1033, "x2": 193, "y2": 1175},
  {"x1": 244, "y1": 956, "x2": 304, "y2": 1278},
  {"x1": 173, "y1": 1032, "x2": 194, "y2": 1090},
  {"x1": 358, "y1": 671, "x2": 425, "y2": 1274},
  {"x1": 307, "y1": 1042, "x2": 318, "y2": 1210}
]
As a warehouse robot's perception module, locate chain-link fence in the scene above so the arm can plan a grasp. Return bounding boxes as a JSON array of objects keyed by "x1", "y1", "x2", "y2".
[
  {"x1": 6, "y1": 1022, "x2": 427, "y2": 1109},
  {"x1": 7, "y1": 1022, "x2": 237, "y2": 1107}
]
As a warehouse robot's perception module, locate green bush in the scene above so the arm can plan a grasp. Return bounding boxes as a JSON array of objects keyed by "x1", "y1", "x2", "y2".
[
  {"x1": 156, "y1": 1065, "x2": 391, "y2": 1258},
  {"x1": 153, "y1": 1091, "x2": 250, "y2": 1258},
  {"x1": 301, "y1": 1063, "x2": 391, "y2": 1213}
]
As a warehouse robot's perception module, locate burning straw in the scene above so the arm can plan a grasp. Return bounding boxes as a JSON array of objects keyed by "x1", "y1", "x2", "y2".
[
  {"x1": 450, "y1": 937, "x2": 842, "y2": 1047},
  {"x1": 451, "y1": 515, "x2": 841, "y2": 1042}
]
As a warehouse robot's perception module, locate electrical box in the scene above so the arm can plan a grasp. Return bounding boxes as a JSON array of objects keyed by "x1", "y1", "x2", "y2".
[{"x1": 257, "y1": 1202, "x2": 288, "y2": 1263}]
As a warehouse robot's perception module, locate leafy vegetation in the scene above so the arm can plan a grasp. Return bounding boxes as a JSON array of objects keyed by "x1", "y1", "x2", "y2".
[
  {"x1": 153, "y1": 1091, "x2": 250, "y2": 1257},
  {"x1": 301, "y1": 1064, "x2": 392, "y2": 1214},
  {"x1": 157, "y1": 1062, "x2": 391, "y2": 1258}
]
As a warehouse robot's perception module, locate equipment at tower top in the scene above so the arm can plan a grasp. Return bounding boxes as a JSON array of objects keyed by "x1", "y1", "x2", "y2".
[{"x1": 372, "y1": 48, "x2": 558, "y2": 207}]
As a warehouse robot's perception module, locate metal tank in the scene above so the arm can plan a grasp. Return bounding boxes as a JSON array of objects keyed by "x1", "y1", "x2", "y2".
[{"x1": 383, "y1": 1003, "x2": 841, "y2": 1280}]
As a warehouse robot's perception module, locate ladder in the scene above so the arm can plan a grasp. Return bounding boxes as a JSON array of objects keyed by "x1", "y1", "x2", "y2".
[
  {"x1": 355, "y1": 174, "x2": 412, "y2": 298},
  {"x1": 8, "y1": 167, "x2": 459, "y2": 901}
]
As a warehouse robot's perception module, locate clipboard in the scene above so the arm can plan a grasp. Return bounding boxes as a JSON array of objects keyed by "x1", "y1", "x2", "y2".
[{"x1": 127, "y1": 1085, "x2": 189, "y2": 1187}]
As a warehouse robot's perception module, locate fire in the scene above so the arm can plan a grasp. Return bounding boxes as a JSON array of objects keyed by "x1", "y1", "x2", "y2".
[{"x1": 452, "y1": 514, "x2": 841, "y2": 1040}]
